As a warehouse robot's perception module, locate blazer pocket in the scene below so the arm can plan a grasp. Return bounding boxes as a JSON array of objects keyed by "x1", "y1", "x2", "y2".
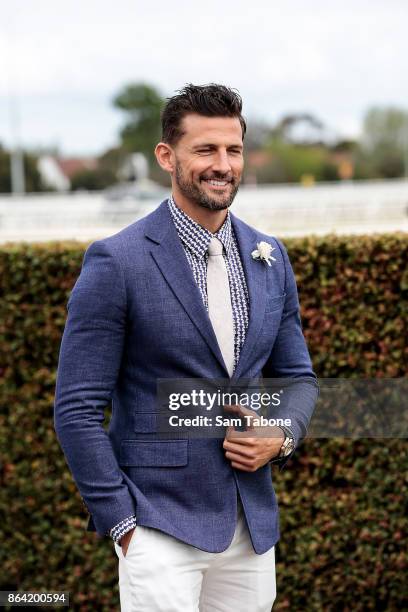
[
  {"x1": 265, "y1": 293, "x2": 286, "y2": 314},
  {"x1": 120, "y1": 440, "x2": 188, "y2": 467}
]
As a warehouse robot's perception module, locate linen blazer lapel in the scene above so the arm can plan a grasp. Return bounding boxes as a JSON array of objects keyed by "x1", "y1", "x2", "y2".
[
  {"x1": 229, "y1": 212, "x2": 267, "y2": 380},
  {"x1": 144, "y1": 200, "x2": 230, "y2": 375}
]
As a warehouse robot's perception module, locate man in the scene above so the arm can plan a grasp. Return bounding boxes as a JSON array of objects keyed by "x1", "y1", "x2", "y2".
[{"x1": 54, "y1": 83, "x2": 318, "y2": 611}]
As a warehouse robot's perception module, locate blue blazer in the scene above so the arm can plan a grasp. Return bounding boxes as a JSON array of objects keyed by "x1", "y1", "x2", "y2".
[{"x1": 54, "y1": 199, "x2": 318, "y2": 554}]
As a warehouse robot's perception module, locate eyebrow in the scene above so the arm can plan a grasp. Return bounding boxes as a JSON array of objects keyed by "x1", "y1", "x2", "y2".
[{"x1": 192, "y1": 143, "x2": 243, "y2": 150}]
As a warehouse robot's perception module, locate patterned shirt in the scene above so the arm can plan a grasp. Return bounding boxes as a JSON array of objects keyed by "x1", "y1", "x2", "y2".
[
  {"x1": 110, "y1": 196, "x2": 251, "y2": 544},
  {"x1": 167, "y1": 195, "x2": 250, "y2": 371}
]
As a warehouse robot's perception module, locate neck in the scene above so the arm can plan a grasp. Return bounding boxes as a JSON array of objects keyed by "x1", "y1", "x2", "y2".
[{"x1": 171, "y1": 191, "x2": 228, "y2": 234}]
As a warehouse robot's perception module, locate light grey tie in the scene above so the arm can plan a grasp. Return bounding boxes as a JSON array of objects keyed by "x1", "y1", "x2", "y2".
[{"x1": 207, "y1": 237, "x2": 235, "y2": 377}]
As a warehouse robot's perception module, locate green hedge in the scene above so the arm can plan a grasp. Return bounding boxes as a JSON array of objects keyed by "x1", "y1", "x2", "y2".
[{"x1": 0, "y1": 233, "x2": 407, "y2": 611}]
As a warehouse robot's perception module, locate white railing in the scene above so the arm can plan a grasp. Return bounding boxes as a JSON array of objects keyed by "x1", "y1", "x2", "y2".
[{"x1": 0, "y1": 179, "x2": 407, "y2": 244}]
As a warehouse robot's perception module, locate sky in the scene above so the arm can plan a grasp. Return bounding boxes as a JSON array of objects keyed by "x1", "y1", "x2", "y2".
[{"x1": 0, "y1": 0, "x2": 407, "y2": 156}]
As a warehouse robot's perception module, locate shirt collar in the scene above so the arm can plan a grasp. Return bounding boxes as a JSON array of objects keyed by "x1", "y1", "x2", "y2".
[{"x1": 168, "y1": 195, "x2": 233, "y2": 259}]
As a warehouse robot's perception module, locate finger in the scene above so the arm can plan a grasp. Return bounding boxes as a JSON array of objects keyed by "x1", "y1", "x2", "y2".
[
  {"x1": 225, "y1": 423, "x2": 258, "y2": 440},
  {"x1": 225, "y1": 425, "x2": 235, "y2": 437},
  {"x1": 223, "y1": 404, "x2": 242, "y2": 414},
  {"x1": 223, "y1": 404, "x2": 257, "y2": 427},
  {"x1": 223, "y1": 403, "x2": 258, "y2": 416},
  {"x1": 223, "y1": 440, "x2": 257, "y2": 455},
  {"x1": 225, "y1": 425, "x2": 244, "y2": 441},
  {"x1": 223, "y1": 409, "x2": 254, "y2": 431},
  {"x1": 224, "y1": 450, "x2": 256, "y2": 465},
  {"x1": 225, "y1": 425, "x2": 242, "y2": 439},
  {"x1": 230, "y1": 461, "x2": 257, "y2": 472},
  {"x1": 224, "y1": 432, "x2": 258, "y2": 444},
  {"x1": 223, "y1": 441, "x2": 257, "y2": 457}
]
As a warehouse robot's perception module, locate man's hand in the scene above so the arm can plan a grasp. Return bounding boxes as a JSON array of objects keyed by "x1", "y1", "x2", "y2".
[
  {"x1": 119, "y1": 527, "x2": 136, "y2": 557},
  {"x1": 222, "y1": 404, "x2": 284, "y2": 472}
]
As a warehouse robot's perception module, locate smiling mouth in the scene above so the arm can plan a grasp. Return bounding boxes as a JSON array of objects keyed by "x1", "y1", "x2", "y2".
[{"x1": 201, "y1": 178, "x2": 232, "y2": 188}]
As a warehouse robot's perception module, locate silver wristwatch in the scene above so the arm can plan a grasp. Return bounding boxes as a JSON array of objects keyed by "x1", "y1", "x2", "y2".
[{"x1": 278, "y1": 426, "x2": 295, "y2": 458}]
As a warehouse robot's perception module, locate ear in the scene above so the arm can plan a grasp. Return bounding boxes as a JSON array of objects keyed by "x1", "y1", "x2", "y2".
[{"x1": 155, "y1": 142, "x2": 175, "y2": 173}]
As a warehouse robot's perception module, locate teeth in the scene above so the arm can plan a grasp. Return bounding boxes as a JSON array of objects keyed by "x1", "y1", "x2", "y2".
[{"x1": 205, "y1": 180, "x2": 229, "y2": 186}]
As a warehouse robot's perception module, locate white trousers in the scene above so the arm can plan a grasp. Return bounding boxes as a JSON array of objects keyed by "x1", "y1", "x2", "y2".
[{"x1": 114, "y1": 501, "x2": 276, "y2": 611}]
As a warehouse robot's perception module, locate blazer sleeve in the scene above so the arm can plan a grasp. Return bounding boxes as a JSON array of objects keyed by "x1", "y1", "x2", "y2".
[
  {"x1": 54, "y1": 239, "x2": 136, "y2": 536},
  {"x1": 262, "y1": 237, "x2": 319, "y2": 470}
]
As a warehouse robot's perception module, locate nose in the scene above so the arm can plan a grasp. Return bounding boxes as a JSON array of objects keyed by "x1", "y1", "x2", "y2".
[{"x1": 211, "y1": 150, "x2": 232, "y2": 175}]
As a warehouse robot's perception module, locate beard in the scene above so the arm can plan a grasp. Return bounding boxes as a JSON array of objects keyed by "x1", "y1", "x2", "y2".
[{"x1": 174, "y1": 160, "x2": 240, "y2": 211}]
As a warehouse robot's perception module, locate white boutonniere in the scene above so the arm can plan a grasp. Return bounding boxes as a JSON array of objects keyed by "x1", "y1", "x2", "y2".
[{"x1": 251, "y1": 241, "x2": 276, "y2": 266}]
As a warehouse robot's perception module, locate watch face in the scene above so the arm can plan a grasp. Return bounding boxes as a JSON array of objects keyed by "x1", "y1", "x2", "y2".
[{"x1": 283, "y1": 439, "x2": 295, "y2": 456}]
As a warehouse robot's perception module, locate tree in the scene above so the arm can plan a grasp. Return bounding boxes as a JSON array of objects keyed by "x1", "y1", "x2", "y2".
[
  {"x1": 359, "y1": 107, "x2": 408, "y2": 178},
  {"x1": 262, "y1": 139, "x2": 337, "y2": 183},
  {"x1": 244, "y1": 119, "x2": 273, "y2": 151},
  {"x1": 113, "y1": 83, "x2": 164, "y2": 163},
  {"x1": 70, "y1": 167, "x2": 117, "y2": 191},
  {"x1": 271, "y1": 113, "x2": 326, "y2": 145}
]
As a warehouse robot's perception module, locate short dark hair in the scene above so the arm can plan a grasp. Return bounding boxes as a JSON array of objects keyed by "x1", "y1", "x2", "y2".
[{"x1": 161, "y1": 83, "x2": 246, "y2": 145}]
